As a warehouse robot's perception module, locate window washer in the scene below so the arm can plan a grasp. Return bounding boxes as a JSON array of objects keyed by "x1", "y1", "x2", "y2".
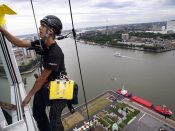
[{"x1": 0, "y1": 15, "x2": 68, "y2": 131}]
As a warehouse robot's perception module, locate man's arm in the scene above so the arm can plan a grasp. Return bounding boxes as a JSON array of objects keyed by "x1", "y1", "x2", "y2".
[
  {"x1": 21, "y1": 69, "x2": 52, "y2": 107},
  {"x1": 0, "y1": 26, "x2": 31, "y2": 47}
]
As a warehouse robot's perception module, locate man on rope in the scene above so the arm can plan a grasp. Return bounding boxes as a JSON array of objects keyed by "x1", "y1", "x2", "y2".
[{"x1": 0, "y1": 15, "x2": 67, "y2": 131}]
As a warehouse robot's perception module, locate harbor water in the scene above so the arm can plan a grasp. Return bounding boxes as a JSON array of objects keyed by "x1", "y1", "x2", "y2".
[{"x1": 1, "y1": 38, "x2": 175, "y2": 112}]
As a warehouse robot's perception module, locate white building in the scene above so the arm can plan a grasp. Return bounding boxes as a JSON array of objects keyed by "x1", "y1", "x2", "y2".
[
  {"x1": 122, "y1": 33, "x2": 129, "y2": 42},
  {"x1": 12, "y1": 47, "x2": 36, "y2": 66},
  {"x1": 166, "y1": 20, "x2": 175, "y2": 34}
]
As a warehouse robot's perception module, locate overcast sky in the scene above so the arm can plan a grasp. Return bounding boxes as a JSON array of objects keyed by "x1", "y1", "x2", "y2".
[{"x1": 1, "y1": 0, "x2": 175, "y2": 35}]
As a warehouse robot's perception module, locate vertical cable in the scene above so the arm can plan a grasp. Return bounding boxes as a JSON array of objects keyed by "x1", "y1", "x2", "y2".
[
  {"x1": 30, "y1": 0, "x2": 41, "y2": 45},
  {"x1": 68, "y1": 0, "x2": 91, "y2": 125},
  {"x1": 30, "y1": 0, "x2": 42, "y2": 73}
]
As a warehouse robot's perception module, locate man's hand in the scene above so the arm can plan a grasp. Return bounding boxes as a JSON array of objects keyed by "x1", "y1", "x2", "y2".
[
  {"x1": 21, "y1": 95, "x2": 31, "y2": 107},
  {"x1": 0, "y1": 26, "x2": 5, "y2": 33}
]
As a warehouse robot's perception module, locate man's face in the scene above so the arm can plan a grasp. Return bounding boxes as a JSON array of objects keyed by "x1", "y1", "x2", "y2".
[
  {"x1": 39, "y1": 22, "x2": 54, "y2": 39},
  {"x1": 39, "y1": 22, "x2": 49, "y2": 38}
]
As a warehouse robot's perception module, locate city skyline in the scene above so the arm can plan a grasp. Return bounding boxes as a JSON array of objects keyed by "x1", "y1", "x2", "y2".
[{"x1": 1, "y1": 0, "x2": 175, "y2": 35}]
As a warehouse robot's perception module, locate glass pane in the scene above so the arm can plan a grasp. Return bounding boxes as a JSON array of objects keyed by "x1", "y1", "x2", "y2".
[
  {"x1": 0, "y1": 57, "x2": 12, "y2": 124},
  {"x1": 12, "y1": 42, "x2": 38, "y2": 74}
]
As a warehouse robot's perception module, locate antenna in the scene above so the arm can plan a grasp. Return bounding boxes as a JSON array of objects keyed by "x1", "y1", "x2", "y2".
[
  {"x1": 163, "y1": 104, "x2": 166, "y2": 110},
  {"x1": 105, "y1": 18, "x2": 109, "y2": 36}
]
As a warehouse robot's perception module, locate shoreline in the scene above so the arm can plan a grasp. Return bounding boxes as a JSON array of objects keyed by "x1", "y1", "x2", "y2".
[
  {"x1": 20, "y1": 63, "x2": 39, "y2": 75},
  {"x1": 78, "y1": 40, "x2": 175, "y2": 53},
  {"x1": 0, "y1": 63, "x2": 39, "y2": 78}
]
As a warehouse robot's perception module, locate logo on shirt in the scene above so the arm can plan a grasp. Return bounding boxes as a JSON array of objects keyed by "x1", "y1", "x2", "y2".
[{"x1": 48, "y1": 63, "x2": 57, "y2": 66}]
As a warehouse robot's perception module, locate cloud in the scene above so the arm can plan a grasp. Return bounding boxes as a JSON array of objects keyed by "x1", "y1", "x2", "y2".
[
  {"x1": 1, "y1": 0, "x2": 175, "y2": 35},
  {"x1": 163, "y1": 0, "x2": 175, "y2": 6},
  {"x1": 95, "y1": 1, "x2": 135, "y2": 9}
]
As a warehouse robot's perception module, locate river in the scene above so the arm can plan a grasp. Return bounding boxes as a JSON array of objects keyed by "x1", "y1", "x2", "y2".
[{"x1": 1, "y1": 38, "x2": 175, "y2": 112}]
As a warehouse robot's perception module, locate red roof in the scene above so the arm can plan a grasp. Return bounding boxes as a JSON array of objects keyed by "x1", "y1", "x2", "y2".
[{"x1": 131, "y1": 96, "x2": 153, "y2": 108}]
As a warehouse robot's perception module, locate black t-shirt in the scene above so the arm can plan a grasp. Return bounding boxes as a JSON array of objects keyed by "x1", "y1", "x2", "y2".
[{"x1": 31, "y1": 40, "x2": 66, "y2": 81}]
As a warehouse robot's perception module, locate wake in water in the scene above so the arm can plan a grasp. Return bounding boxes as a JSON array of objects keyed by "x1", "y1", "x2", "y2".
[
  {"x1": 121, "y1": 55, "x2": 138, "y2": 60},
  {"x1": 113, "y1": 52, "x2": 137, "y2": 60}
]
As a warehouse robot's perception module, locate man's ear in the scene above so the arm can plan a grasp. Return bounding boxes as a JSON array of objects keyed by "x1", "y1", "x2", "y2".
[{"x1": 48, "y1": 28, "x2": 54, "y2": 35}]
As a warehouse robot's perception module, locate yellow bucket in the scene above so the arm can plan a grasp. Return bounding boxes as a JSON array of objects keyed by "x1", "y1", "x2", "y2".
[{"x1": 49, "y1": 79, "x2": 74, "y2": 100}]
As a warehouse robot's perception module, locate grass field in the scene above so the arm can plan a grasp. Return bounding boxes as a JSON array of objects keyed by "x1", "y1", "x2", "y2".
[
  {"x1": 62, "y1": 112, "x2": 85, "y2": 130},
  {"x1": 62, "y1": 93, "x2": 114, "y2": 130},
  {"x1": 82, "y1": 93, "x2": 111, "y2": 116}
]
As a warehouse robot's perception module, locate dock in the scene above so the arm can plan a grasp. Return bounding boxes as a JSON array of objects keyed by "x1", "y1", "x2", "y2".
[{"x1": 62, "y1": 90, "x2": 175, "y2": 131}]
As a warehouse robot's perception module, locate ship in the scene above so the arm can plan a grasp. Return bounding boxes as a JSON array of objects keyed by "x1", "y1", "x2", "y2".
[
  {"x1": 113, "y1": 52, "x2": 122, "y2": 57},
  {"x1": 116, "y1": 88, "x2": 173, "y2": 117}
]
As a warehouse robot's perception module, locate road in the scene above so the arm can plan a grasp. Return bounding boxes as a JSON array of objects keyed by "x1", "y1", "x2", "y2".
[{"x1": 123, "y1": 98, "x2": 175, "y2": 129}]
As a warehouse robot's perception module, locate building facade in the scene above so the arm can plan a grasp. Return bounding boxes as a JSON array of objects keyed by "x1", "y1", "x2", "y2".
[
  {"x1": 12, "y1": 47, "x2": 36, "y2": 66},
  {"x1": 166, "y1": 20, "x2": 175, "y2": 34}
]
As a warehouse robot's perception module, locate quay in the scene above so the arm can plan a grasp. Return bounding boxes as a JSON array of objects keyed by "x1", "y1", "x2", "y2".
[{"x1": 62, "y1": 90, "x2": 175, "y2": 131}]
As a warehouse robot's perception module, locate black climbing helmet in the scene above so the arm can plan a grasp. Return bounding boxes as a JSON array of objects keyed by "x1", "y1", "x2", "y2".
[{"x1": 41, "y1": 15, "x2": 62, "y2": 35}]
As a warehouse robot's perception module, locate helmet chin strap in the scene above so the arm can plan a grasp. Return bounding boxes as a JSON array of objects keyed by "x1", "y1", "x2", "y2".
[{"x1": 44, "y1": 26, "x2": 49, "y2": 38}]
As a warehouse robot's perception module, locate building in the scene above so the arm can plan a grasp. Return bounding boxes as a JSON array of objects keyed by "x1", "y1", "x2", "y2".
[
  {"x1": 0, "y1": 58, "x2": 2, "y2": 65},
  {"x1": 12, "y1": 47, "x2": 36, "y2": 66},
  {"x1": 166, "y1": 20, "x2": 175, "y2": 34},
  {"x1": 13, "y1": 47, "x2": 25, "y2": 65},
  {"x1": 122, "y1": 33, "x2": 129, "y2": 42},
  {"x1": 152, "y1": 25, "x2": 162, "y2": 31},
  {"x1": 112, "y1": 123, "x2": 118, "y2": 131}
]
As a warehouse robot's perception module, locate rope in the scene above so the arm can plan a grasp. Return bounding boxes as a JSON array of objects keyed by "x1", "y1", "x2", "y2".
[
  {"x1": 30, "y1": 0, "x2": 40, "y2": 44},
  {"x1": 30, "y1": 0, "x2": 51, "y2": 116},
  {"x1": 68, "y1": 0, "x2": 91, "y2": 125},
  {"x1": 30, "y1": 0, "x2": 43, "y2": 73}
]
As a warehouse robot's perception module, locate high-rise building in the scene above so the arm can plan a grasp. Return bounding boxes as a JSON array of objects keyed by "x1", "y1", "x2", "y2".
[{"x1": 166, "y1": 20, "x2": 175, "y2": 34}]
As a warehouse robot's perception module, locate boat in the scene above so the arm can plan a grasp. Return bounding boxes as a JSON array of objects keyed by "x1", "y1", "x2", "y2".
[
  {"x1": 113, "y1": 52, "x2": 122, "y2": 57},
  {"x1": 116, "y1": 88, "x2": 173, "y2": 117},
  {"x1": 154, "y1": 105, "x2": 173, "y2": 116}
]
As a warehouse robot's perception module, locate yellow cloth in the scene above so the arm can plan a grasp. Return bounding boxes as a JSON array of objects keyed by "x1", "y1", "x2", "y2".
[
  {"x1": 49, "y1": 80, "x2": 74, "y2": 100},
  {"x1": 0, "y1": 4, "x2": 17, "y2": 26}
]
